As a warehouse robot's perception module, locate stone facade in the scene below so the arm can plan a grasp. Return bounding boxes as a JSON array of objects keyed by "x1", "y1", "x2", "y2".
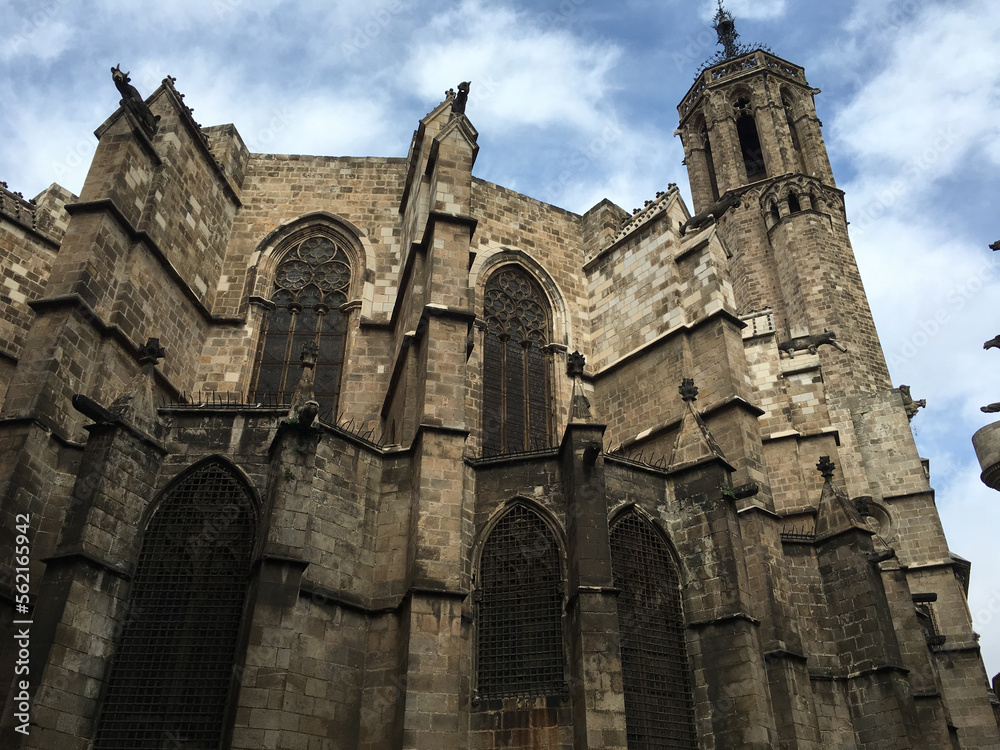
[{"x1": 2, "y1": 15, "x2": 999, "y2": 750}]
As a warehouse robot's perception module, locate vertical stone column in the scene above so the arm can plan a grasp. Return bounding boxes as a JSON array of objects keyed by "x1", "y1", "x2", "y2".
[{"x1": 560, "y1": 406, "x2": 627, "y2": 750}]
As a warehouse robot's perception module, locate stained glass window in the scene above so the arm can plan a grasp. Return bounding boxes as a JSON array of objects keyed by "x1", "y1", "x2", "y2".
[
  {"x1": 610, "y1": 511, "x2": 697, "y2": 749},
  {"x1": 482, "y1": 267, "x2": 551, "y2": 454},
  {"x1": 477, "y1": 504, "x2": 564, "y2": 698},
  {"x1": 253, "y1": 235, "x2": 351, "y2": 414},
  {"x1": 94, "y1": 461, "x2": 257, "y2": 750}
]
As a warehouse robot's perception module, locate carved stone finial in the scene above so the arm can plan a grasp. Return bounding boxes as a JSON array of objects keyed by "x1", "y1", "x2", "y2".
[
  {"x1": 679, "y1": 378, "x2": 699, "y2": 403},
  {"x1": 567, "y1": 351, "x2": 586, "y2": 379},
  {"x1": 111, "y1": 64, "x2": 160, "y2": 137},
  {"x1": 817, "y1": 456, "x2": 835, "y2": 481},
  {"x1": 137, "y1": 337, "x2": 165, "y2": 366},
  {"x1": 453, "y1": 81, "x2": 471, "y2": 115}
]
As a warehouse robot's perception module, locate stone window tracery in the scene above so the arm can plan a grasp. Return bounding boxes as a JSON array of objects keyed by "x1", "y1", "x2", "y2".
[
  {"x1": 481, "y1": 267, "x2": 552, "y2": 454},
  {"x1": 610, "y1": 510, "x2": 697, "y2": 749},
  {"x1": 253, "y1": 235, "x2": 351, "y2": 414},
  {"x1": 476, "y1": 504, "x2": 565, "y2": 698},
  {"x1": 94, "y1": 461, "x2": 257, "y2": 750}
]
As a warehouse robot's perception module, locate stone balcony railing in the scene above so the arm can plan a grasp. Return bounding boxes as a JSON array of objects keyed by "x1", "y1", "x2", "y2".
[
  {"x1": 678, "y1": 50, "x2": 806, "y2": 121},
  {"x1": 0, "y1": 181, "x2": 37, "y2": 229}
]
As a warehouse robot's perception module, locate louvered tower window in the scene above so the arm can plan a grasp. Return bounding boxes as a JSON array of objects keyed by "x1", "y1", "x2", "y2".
[
  {"x1": 94, "y1": 461, "x2": 257, "y2": 750},
  {"x1": 482, "y1": 267, "x2": 551, "y2": 454},
  {"x1": 610, "y1": 511, "x2": 697, "y2": 749},
  {"x1": 477, "y1": 504, "x2": 564, "y2": 698},
  {"x1": 253, "y1": 235, "x2": 351, "y2": 414}
]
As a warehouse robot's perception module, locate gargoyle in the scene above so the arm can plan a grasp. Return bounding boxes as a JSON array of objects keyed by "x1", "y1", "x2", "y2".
[
  {"x1": 984, "y1": 334, "x2": 1000, "y2": 350},
  {"x1": 680, "y1": 191, "x2": 742, "y2": 236},
  {"x1": 111, "y1": 65, "x2": 159, "y2": 137},
  {"x1": 453, "y1": 81, "x2": 471, "y2": 115},
  {"x1": 982, "y1": 403, "x2": 1000, "y2": 414},
  {"x1": 777, "y1": 329, "x2": 848, "y2": 358},
  {"x1": 898, "y1": 385, "x2": 926, "y2": 421}
]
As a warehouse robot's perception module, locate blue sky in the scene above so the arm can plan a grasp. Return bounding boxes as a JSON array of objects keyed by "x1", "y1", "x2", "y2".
[{"x1": 2, "y1": 0, "x2": 1000, "y2": 677}]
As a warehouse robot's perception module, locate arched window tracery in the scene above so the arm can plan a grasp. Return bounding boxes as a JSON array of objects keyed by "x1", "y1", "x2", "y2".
[
  {"x1": 94, "y1": 461, "x2": 257, "y2": 750},
  {"x1": 481, "y1": 267, "x2": 552, "y2": 454},
  {"x1": 252, "y1": 234, "x2": 352, "y2": 414},
  {"x1": 476, "y1": 503, "x2": 565, "y2": 698},
  {"x1": 610, "y1": 510, "x2": 697, "y2": 749}
]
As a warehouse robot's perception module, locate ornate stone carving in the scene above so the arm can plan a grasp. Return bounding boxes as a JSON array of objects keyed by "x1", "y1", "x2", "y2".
[
  {"x1": 777, "y1": 330, "x2": 847, "y2": 358},
  {"x1": 453, "y1": 81, "x2": 470, "y2": 115},
  {"x1": 679, "y1": 378, "x2": 699, "y2": 402},
  {"x1": 680, "y1": 190, "x2": 742, "y2": 235},
  {"x1": 111, "y1": 65, "x2": 160, "y2": 137},
  {"x1": 898, "y1": 385, "x2": 926, "y2": 421}
]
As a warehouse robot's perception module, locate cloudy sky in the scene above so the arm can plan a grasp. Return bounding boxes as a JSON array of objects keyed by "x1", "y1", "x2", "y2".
[{"x1": 2, "y1": 0, "x2": 999, "y2": 677}]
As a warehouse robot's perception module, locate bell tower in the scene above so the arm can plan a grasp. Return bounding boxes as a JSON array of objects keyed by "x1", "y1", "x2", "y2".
[{"x1": 676, "y1": 2, "x2": 890, "y2": 405}]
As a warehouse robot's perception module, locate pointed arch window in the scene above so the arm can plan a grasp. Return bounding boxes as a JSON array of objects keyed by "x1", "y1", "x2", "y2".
[
  {"x1": 252, "y1": 235, "x2": 352, "y2": 415},
  {"x1": 610, "y1": 510, "x2": 697, "y2": 749},
  {"x1": 734, "y1": 97, "x2": 766, "y2": 181},
  {"x1": 94, "y1": 461, "x2": 257, "y2": 750},
  {"x1": 476, "y1": 504, "x2": 564, "y2": 698},
  {"x1": 482, "y1": 267, "x2": 552, "y2": 455}
]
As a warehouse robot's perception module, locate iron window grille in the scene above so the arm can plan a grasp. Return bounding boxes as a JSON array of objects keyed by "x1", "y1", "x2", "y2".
[
  {"x1": 93, "y1": 461, "x2": 257, "y2": 750},
  {"x1": 252, "y1": 235, "x2": 351, "y2": 415},
  {"x1": 610, "y1": 511, "x2": 697, "y2": 749},
  {"x1": 476, "y1": 504, "x2": 565, "y2": 698},
  {"x1": 482, "y1": 267, "x2": 551, "y2": 455}
]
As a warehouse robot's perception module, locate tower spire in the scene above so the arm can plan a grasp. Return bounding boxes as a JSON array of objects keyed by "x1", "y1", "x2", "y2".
[{"x1": 713, "y1": 1, "x2": 741, "y2": 60}]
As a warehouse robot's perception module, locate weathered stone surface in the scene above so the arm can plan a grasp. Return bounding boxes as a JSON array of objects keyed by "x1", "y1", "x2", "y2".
[{"x1": 0, "y1": 20, "x2": 997, "y2": 750}]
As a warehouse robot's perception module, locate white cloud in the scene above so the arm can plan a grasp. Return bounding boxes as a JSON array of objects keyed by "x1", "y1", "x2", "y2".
[
  {"x1": 832, "y1": 2, "x2": 1000, "y2": 177},
  {"x1": 403, "y1": 0, "x2": 621, "y2": 134},
  {"x1": 0, "y1": 12, "x2": 74, "y2": 62},
  {"x1": 700, "y1": 0, "x2": 787, "y2": 21}
]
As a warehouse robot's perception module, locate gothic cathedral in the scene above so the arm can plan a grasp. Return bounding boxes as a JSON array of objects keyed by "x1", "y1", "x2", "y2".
[{"x1": 1, "y1": 7, "x2": 998, "y2": 750}]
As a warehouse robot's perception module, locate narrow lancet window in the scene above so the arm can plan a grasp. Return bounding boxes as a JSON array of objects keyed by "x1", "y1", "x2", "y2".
[
  {"x1": 94, "y1": 461, "x2": 257, "y2": 750},
  {"x1": 477, "y1": 504, "x2": 564, "y2": 698},
  {"x1": 482, "y1": 267, "x2": 551, "y2": 454},
  {"x1": 253, "y1": 235, "x2": 351, "y2": 415},
  {"x1": 611, "y1": 510, "x2": 697, "y2": 749},
  {"x1": 734, "y1": 97, "x2": 766, "y2": 181}
]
